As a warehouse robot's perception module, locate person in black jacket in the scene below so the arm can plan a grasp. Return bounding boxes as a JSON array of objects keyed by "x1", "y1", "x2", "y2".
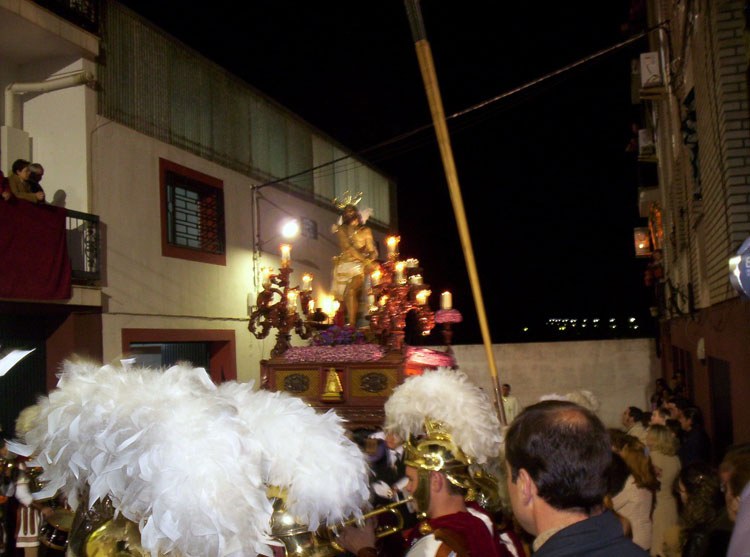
[
  {"x1": 678, "y1": 407, "x2": 711, "y2": 467},
  {"x1": 505, "y1": 401, "x2": 647, "y2": 556}
]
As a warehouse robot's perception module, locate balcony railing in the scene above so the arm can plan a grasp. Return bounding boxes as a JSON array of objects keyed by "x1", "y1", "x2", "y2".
[
  {"x1": 33, "y1": 0, "x2": 99, "y2": 34},
  {"x1": 66, "y1": 208, "x2": 100, "y2": 283}
]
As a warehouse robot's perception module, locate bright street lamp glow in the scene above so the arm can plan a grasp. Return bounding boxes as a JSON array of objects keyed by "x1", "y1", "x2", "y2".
[{"x1": 281, "y1": 219, "x2": 300, "y2": 238}]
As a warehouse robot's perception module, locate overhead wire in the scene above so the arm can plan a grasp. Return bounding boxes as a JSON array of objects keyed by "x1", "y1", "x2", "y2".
[{"x1": 255, "y1": 22, "x2": 666, "y2": 191}]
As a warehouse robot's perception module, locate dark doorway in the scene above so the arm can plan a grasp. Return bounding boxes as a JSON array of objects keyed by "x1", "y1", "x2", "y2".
[
  {"x1": 0, "y1": 315, "x2": 49, "y2": 437},
  {"x1": 708, "y1": 357, "x2": 733, "y2": 462}
]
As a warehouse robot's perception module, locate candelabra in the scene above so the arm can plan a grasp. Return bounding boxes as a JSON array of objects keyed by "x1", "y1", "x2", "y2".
[
  {"x1": 435, "y1": 308, "x2": 462, "y2": 354},
  {"x1": 368, "y1": 236, "x2": 435, "y2": 351},
  {"x1": 249, "y1": 259, "x2": 314, "y2": 358}
]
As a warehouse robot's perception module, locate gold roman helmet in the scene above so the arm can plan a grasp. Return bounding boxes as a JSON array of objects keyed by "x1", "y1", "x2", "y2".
[{"x1": 385, "y1": 369, "x2": 504, "y2": 513}]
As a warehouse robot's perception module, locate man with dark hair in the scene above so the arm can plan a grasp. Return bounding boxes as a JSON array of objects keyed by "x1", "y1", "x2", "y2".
[
  {"x1": 621, "y1": 405, "x2": 647, "y2": 443},
  {"x1": 7, "y1": 159, "x2": 44, "y2": 203},
  {"x1": 664, "y1": 395, "x2": 691, "y2": 420},
  {"x1": 505, "y1": 400, "x2": 646, "y2": 555}
]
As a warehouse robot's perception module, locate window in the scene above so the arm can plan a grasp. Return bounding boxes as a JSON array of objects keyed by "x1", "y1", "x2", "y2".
[
  {"x1": 160, "y1": 158, "x2": 226, "y2": 265},
  {"x1": 301, "y1": 217, "x2": 318, "y2": 240}
]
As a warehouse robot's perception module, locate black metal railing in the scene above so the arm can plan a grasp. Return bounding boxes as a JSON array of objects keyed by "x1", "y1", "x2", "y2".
[
  {"x1": 66, "y1": 209, "x2": 100, "y2": 283},
  {"x1": 33, "y1": 0, "x2": 99, "y2": 34}
]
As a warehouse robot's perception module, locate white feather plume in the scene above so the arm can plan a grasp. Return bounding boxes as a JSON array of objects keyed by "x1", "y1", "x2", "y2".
[
  {"x1": 18, "y1": 361, "x2": 370, "y2": 557},
  {"x1": 384, "y1": 368, "x2": 502, "y2": 464}
]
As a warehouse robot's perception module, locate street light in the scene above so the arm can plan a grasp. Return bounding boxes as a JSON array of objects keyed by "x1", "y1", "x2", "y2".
[{"x1": 281, "y1": 219, "x2": 300, "y2": 239}]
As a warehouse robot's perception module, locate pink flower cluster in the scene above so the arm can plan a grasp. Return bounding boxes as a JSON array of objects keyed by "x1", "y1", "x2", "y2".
[
  {"x1": 284, "y1": 344, "x2": 386, "y2": 363},
  {"x1": 405, "y1": 346, "x2": 455, "y2": 367},
  {"x1": 435, "y1": 309, "x2": 463, "y2": 324}
]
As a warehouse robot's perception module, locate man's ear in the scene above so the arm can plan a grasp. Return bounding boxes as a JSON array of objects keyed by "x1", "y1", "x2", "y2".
[
  {"x1": 429, "y1": 470, "x2": 443, "y2": 492},
  {"x1": 517, "y1": 468, "x2": 536, "y2": 505}
]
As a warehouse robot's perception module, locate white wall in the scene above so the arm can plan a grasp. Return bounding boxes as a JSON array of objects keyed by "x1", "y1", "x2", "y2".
[
  {"x1": 92, "y1": 118, "x2": 388, "y2": 384},
  {"x1": 22, "y1": 58, "x2": 96, "y2": 212},
  {"x1": 451, "y1": 338, "x2": 659, "y2": 429}
]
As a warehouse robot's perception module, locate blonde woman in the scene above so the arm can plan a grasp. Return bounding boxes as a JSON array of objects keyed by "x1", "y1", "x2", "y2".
[
  {"x1": 614, "y1": 437, "x2": 660, "y2": 550},
  {"x1": 647, "y1": 424, "x2": 681, "y2": 556}
]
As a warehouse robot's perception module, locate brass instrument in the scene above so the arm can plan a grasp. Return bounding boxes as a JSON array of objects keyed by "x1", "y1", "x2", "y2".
[{"x1": 326, "y1": 497, "x2": 414, "y2": 553}]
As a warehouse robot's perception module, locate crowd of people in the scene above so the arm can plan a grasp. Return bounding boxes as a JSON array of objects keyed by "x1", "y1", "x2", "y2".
[
  {"x1": 601, "y1": 378, "x2": 750, "y2": 556},
  {"x1": 1, "y1": 159, "x2": 46, "y2": 204},
  {"x1": 2, "y1": 366, "x2": 749, "y2": 557}
]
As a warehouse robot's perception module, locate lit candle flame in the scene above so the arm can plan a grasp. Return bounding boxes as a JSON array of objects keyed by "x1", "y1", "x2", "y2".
[
  {"x1": 386, "y1": 235, "x2": 400, "y2": 257},
  {"x1": 261, "y1": 267, "x2": 273, "y2": 287},
  {"x1": 280, "y1": 244, "x2": 292, "y2": 266}
]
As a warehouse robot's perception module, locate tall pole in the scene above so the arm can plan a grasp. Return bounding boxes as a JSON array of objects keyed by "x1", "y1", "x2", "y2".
[{"x1": 403, "y1": 0, "x2": 506, "y2": 425}]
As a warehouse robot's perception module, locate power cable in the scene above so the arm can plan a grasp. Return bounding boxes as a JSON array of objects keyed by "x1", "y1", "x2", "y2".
[{"x1": 254, "y1": 22, "x2": 667, "y2": 191}]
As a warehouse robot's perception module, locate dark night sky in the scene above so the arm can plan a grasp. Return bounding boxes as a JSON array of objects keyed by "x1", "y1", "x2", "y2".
[{"x1": 119, "y1": 0, "x2": 651, "y2": 344}]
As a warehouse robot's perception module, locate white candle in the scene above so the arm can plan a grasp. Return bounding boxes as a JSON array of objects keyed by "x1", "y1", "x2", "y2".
[
  {"x1": 406, "y1": 258, "x2": 419, "y2": 268},
  {"x1": 440, "y1": 291, "x2": 452, "y2": 310},
  {"x1": 409, "y1": 274, "x2": 423, "y2": 285},
  {"x1": 371, "y1": 269, "x2": 382, "y2": 286},
  {"x1": 302, "y1": 273, "x2": 312, "y2": 291},
  {"x1": 280, "y1": 244, "x2": 292, "y2": 266},
  {"x1": 395, "y1": 261, "x2": 406, "y2": 284},
  {"x1": 386, "y1": 236, "x2": 400, "y2": 258},
  {"x1": 308, "y1": 300, "x2": 315, "y2": 313},
  {"x1": 287, "y1": 290, "x2": 298, "y2": 313}
]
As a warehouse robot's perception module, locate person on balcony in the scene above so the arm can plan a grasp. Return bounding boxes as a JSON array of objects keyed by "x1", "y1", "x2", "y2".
[
  {"x1": 8, "y1": 160, "x2": 44, "y2": 203},
  {"x1": 26, "y1": 164, "x2": 45, "y2": 202}
]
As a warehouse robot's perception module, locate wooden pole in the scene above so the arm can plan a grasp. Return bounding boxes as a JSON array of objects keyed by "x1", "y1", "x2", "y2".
[{"x1": 404, "y1": 0, "x2": 506, "y2": 425}]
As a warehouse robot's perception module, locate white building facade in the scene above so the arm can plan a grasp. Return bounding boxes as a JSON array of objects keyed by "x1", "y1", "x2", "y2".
[{"x1": 0, "y1": 0, "x2": 396, "y2": 430}]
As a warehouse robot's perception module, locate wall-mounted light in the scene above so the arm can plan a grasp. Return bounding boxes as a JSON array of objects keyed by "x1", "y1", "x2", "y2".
[
  {"x1": 634, "y1": 227, "x2": 652, "y2": 257},
  {"x1": 281, "y1": 219, "x2": 300, "y2": 239}
]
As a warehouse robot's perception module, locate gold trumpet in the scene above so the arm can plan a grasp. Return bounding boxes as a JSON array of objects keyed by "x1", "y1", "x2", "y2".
[{"x1": 326, "y1": 497, "x2": 414, "y2": 553}]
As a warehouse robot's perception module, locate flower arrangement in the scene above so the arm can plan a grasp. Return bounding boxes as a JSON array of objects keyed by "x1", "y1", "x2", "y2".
[
  {"x1": 284, "y1": 344, "x2": 386, "y2": 363},
  {"x1": 405, "y1": 346, "x2": 456, "y2": 368},
  {"x1": 311, "y1": 326, "x2": 368, "y2": 346},
  {"x1": 435, "y1": 309, "x2": 463, "y2": 324},
  {"x1": 281, "y1": 326, "x2": 386, "y2": 363}
]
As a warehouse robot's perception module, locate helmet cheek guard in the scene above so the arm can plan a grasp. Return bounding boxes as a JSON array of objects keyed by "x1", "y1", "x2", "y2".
[{"x1": 412, "y1": 468, "x2": 432, "y2": 516}]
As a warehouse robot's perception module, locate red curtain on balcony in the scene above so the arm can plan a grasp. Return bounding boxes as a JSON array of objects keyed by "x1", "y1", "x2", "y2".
[{"x1": 0, "y1": 199, "x2": 71, "y2": 300}]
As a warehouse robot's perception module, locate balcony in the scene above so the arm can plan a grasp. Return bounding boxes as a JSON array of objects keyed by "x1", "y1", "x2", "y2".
[
  {"x1": 66, "y1": 208, "x2": 100, "y2": 283},
  {"x1": 0, "y1": 200, "x2": 100, "y2": 301}
]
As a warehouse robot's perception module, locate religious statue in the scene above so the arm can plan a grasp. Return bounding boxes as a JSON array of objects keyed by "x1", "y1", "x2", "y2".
[{"x1": 332, "y1": 195, "x2": 378, "y2": 327}]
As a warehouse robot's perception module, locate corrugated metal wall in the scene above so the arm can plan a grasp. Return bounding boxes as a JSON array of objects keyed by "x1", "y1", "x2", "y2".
[{"x1": 98, "y1": 1, "x2": 392, "y2": 226}]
